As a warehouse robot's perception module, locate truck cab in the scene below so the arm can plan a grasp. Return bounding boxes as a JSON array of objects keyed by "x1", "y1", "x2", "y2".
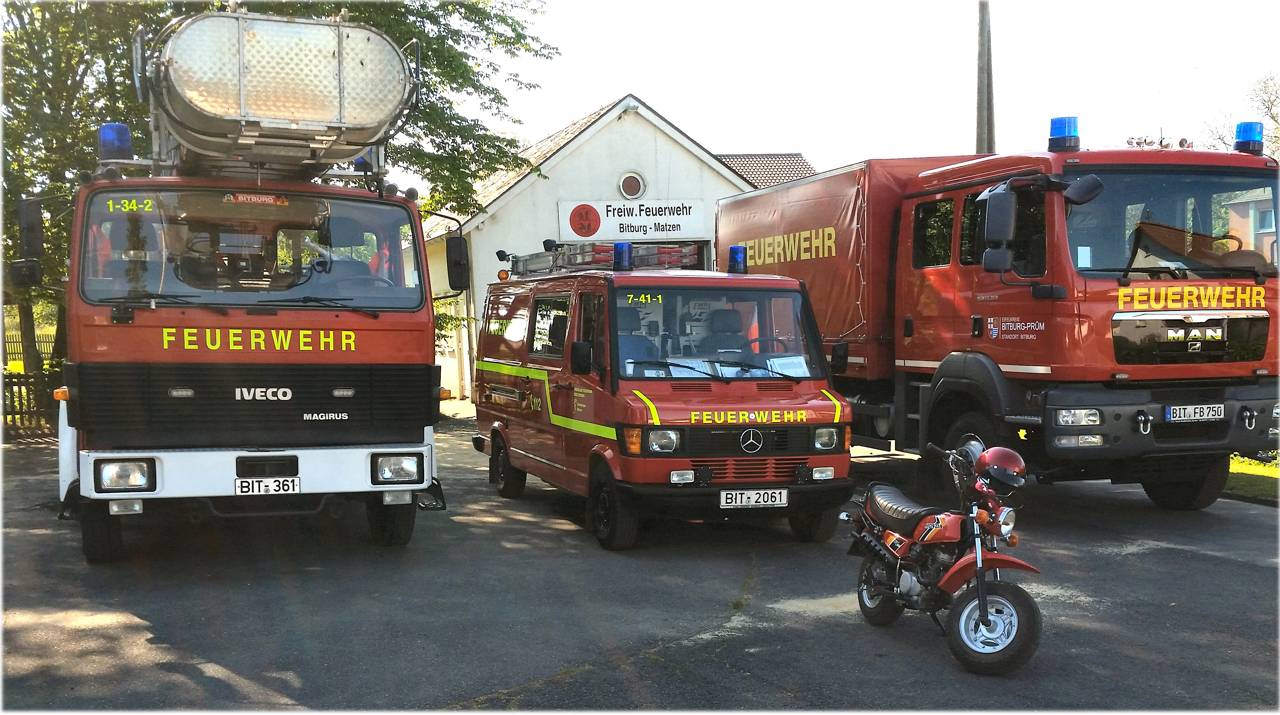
[{"x1": 472, "y1": 242, "x2": 855, "y2": 549}]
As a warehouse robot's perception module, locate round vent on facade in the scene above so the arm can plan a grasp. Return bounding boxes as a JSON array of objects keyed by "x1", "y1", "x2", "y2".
[{"x1": 618, "y1": 172, "x2": 646, "y2": 200}]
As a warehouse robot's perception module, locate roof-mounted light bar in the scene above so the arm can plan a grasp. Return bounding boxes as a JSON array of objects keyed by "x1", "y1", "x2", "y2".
[{"x1": 505, "y1": 241, "x2": 699, "y2": 278}]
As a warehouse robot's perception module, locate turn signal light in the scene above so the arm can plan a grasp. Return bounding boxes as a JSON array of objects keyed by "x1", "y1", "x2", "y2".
[
  {"x1": 497, "y1": 269, "x2": 511, "y2": 281},
  {"x1": 623, "y1": 427, "x2": 642, "y2": 454},
  {"x1": 1005, "y1": 533, "x2": 1020, "y2": 547},
  {"x1": 975, "y1": 509, "x2": 991, "y2": 525},
  {"x1": 843, "y1": 425, "x2": 852, "y2": 452},
  {"x1": 52, "y1": 386, "x2": 69, "y2": 401}
]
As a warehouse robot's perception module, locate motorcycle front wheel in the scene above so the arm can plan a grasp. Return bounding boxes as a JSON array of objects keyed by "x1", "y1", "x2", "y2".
[
  {"x1": 946, "y1": 581, "x2": 1041, "y2": 675},
  {"x1": 857, "y1": 556, "x2": 904, "y2": 626}
]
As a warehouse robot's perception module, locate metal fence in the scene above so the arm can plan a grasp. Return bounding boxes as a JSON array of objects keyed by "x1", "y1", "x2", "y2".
[{"x1": 3, "y1": 372, "x2": 55, "y2": 437}]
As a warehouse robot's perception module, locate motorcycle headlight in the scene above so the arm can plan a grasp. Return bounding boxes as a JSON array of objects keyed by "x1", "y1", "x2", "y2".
[
  {"x1": 647, "y1": 429, "x2": 680, "y2": 453},
  {"x1": 814, "y1": 427, "x2": 839, "y2": 450},
  {"x1": 996, "y1": 507, "x2": 1016, "y2": 537}
]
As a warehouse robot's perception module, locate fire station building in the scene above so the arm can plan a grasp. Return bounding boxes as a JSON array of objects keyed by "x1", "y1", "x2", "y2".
[{"x1": 424, "y1": 94, "x2": 815, "y2": 399}]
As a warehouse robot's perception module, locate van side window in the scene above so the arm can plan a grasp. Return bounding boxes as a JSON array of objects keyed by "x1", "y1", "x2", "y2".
[
  {"x1": 959, "y1": 194, "x2": 986, "y2": 265},
  {"x1": 530, "y1": 295, "x2": 571, "y2": 358},
  {"x1": 579, "y1": 293, "x2": 606, "y2": 373},
  {"x1": 912, "y1": 199, "x2": 954, "y2": 268},
  {"x1": 1011, "y1": 190, "x2": 1046, "y2": 277}
]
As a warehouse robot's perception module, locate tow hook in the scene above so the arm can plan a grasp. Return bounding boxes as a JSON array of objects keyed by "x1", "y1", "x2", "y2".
[
  {"x1": 1240, "y1": 407, "x2": 1257, "y2": 431},
  {"x1": 1135, "y1": 411, "x2": 1153, "y2": 435},
  {"x1": 416, "y1": 481, "x2": 447, "y2": 511}
]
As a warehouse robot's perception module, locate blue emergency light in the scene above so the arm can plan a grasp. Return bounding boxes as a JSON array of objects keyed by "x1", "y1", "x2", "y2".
[
  {"x1": 727, "y1": 245, "x2": 748, "y2": 274},
  {"x1": 98, "y1": 123, "x2": 133, "y2": 161},
  {"x1": 354, "y1": 150, "x2": 371, "y2": 171},
  {"x1": 613, "y1": 242, "x2": 633, "y2": 271},
  {"x1": 1048, "y1": 116, "x2": 1080, "y2": 152},
  {"x1": 1234, "y1": 121, "x2": 1265, "y2": 155}
]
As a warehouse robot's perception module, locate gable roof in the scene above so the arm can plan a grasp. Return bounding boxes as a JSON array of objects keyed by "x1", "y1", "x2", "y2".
[
  {"x1": 716, "y1": 153, "x2": 816, "y2": 188},
  {"x1": 425, "y1": 94, "x2": 753, "y2": 238}
]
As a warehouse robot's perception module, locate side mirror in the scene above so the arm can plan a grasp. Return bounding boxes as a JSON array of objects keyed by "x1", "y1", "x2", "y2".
[
  {"x1": 570, "y1": 341, "x2": 592, "y2": 375},
  {"x1": 830, "y1": 341, "x2": 850, "y2": 374},
  {"x1": 445, "y1": 232, "x2": 470, "y2": 291},
  {"x1": 982, "y1": 247, "x2": 1013, "y2": 273},
  {"x1": 18, "y1": 199, "x2": 45, "y2": 261},
  {"x1": 1063, "y1": 174, "x2": 1103, "y2": 206},
  {"x1": 981, "y1": 185, "x2": 1017, "y2": 248},
  {"x1": 7, "y1": 260, "x2": 42, "y2": 290}
]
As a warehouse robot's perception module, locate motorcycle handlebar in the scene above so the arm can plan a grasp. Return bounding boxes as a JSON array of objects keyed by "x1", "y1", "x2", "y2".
[{"x1": 923, "y1": 442, "x2": 947, "y2": 460}]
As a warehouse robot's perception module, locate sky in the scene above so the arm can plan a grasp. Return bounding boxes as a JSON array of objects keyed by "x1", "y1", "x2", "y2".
[{"x1": 435, "y1": 0, "x2": 1280, "y2": 175}]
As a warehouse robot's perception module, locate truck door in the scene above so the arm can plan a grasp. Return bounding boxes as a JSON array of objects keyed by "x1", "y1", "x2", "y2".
[
  {"x1": 524, "y1": 291, "x2": 573, "y2": 485},
  {"x1": 557, "y1": 280, "x2": 610, "y2": 494},
  {"x1": 957, "y1": 186, "x2": 1057, "y2": 374},
  {"x1": 897, "y1": 195, "x2": 961, "y2": 372}
]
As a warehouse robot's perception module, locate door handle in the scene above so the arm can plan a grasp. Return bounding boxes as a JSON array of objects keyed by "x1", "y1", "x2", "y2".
[
  {"x1": 551, "y1": 381, "x2": 573, "y2": 391},
  {"x1": 971, "y1": 315, "x2": 983, "y2": 338},
  {"x1": 903, "y1": 317, "x2": 914, "y2": 338}
]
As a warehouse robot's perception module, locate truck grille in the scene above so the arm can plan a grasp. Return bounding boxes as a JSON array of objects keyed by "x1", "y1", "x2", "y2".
[
  {"x1": 691, "y1": 456, "x2": 809, "y2": 481},
  {"x1": 69, "y1": 362, "x2": 438, "y2": 450},
  {"x1": 685, "y1": 426, "x2": 811, "y2": 456},
  {"x1": 1113, "y1": 314, "x2": 1269, "y2": 364}
]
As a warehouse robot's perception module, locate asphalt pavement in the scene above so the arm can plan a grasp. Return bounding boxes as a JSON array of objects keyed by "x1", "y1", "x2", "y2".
[{"x1": 3, "y1": 419, "x2": 1277, "y2": 709}]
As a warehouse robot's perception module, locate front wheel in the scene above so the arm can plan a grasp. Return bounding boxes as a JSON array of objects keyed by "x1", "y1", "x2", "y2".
[
  {"x1": 367, "y1": 500, "x2": 417, "y2": 546},
  {"x1": 1141, "y1": 456, "x2": 1228, "y2": 510},
  {"x1": 789, "y1": 508, "x2": 839, "y2": 543},
  {"x1": 946, "y1": 580, "x2": 1041, "y2": 675},
  {"x1": 80, "y1": 501, "x2": 125, "y2": 564},
  {"x1": 857, "y1": 556, "x2": 904, "y2": 626},
  {"x1": 589, "y1": 470, "x2": 639, "y2": 551}
]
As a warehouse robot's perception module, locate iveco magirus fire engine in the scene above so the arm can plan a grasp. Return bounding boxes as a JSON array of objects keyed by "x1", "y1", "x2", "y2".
[{"x1": 13, "y1": 10, "x2": 460, "y2": 562}]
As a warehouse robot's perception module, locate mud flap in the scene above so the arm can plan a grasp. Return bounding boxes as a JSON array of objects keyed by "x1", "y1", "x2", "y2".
[{"x1": 416, "y1": 480, "x2": 447, "y2": 511}]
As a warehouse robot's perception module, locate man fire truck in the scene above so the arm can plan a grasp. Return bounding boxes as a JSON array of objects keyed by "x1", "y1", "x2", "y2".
[
  {"x1": 717, "y1": 118, "x2": 1278, "y2": 510},
  {"x1": 11, "y1": 10, "x2": 461, "y2": 562}
]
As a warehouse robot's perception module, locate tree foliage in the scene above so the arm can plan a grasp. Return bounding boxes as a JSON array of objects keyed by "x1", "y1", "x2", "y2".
[
  {"x1": 2, "y1": 1, "x2": 556, "y2": 297},
  {"x1": 1205, "y1": 73, "x2": 1280, "y2": 157}
]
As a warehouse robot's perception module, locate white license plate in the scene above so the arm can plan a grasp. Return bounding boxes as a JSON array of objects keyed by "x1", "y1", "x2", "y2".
[
  {"x1": 720, "y1": 488, "x2": 788, "y2": 509},
  {"x1": 1164, "y1": 403, "x2": 1225, "y2": 423},
  {"x1": 234, "y1": 477, "x2": 301, "y2": 496}
]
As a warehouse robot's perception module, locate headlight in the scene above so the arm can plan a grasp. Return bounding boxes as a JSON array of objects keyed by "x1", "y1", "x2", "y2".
[
  {"x1": 97, "y1": 460, "x2": 153, "y2": 491},
  {"x1": 647, "y1": 429, "x2": 680, "y2": 453},
  {"x1": 374, "y1": 454, "x2": 422, "y2": 483},
  {"x1": 1055, "y1": 408, "x2": 1101, "y2": 426},
  {"x1": 812, "y1": 466, "x2": 836, "y2": 480},
  {"x1": 996, "y1": 506, "x2": 1016, "y2": 537},
  {"x1": 814, "y1": 427, "x2": 839, "y2": 450},
  {"x1": 1272, "y1": 403, "x2": 1279, "y2": 419}
]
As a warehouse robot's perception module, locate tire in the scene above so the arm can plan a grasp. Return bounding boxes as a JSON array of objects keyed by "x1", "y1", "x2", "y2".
[
  {"x1": 589, "y1": 469, "x2": 639, "y2": 551},
  {"x1": 789, "y1": 508, "x2": 839, "y2": 543},
  {"x1": 857, "y1": 556, "x2": 904, "y2": 626},
  {"x1": 80, "y1": 501, "x2": 125, "y2": 564},
  {"x1": 946, "y1": 580, "x2": 1041, "y2": 675},
  {"x1": 367, "y1": 500, "x2": 417, "y2": 546},
  {"x1": 490, "y1": 434, "x2": 527, "y2": 499},
  {"x1": 1141, "y1": 455, "x2": 1229, "y2": 511}
]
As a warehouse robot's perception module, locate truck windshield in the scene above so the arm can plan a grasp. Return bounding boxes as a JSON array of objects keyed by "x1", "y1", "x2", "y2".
[
  {"x1": 79, "y1": 189, "x2": 424, "y2": 309},
  {"x1": 1064, "y1": 168, "x2": 1278, "y2": 280},
  {"x1": 614, "y1": 287, "x2": 825, "y2": 380}
]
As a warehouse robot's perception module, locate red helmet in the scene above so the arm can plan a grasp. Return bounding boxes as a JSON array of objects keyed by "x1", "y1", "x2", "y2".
[{"x1": 974, "y1": 446, "x2": 1027, "y2": 490}]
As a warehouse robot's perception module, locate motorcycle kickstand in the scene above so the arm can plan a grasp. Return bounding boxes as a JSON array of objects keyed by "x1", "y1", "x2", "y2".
[{"x1": 928, "y1": 610, "x2": 946, "y2": 637}]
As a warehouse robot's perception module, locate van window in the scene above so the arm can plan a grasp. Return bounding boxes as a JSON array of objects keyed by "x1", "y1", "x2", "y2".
[
  {"x1": 579, "y1": 293, "x2": 606, "y2": 374},
  {"x1": 913, "y1": 199, "x2": 954, "y2": 268},
  {"x1": 530, "y1": 295, "x2": 571, "y2": 358},
  {"x1": 959, "y1": 194, "x2": 986, "y2": 265},
  {"x1": 480, "y1": 291, "x2": 529, "y2": 362}
]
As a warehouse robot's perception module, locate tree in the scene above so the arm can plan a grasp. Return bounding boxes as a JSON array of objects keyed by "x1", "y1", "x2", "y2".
[
  {"x1": 3, "y1": 2, "x2": 555, "y2": 358},
  {"x1": 1205, "y1": 73, "x2": 1280, "y2": 157}
]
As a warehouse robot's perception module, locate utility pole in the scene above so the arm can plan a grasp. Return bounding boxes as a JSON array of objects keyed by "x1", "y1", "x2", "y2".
[{"x1": 976, "y1": 0, "x2": 995, "y2": 153}]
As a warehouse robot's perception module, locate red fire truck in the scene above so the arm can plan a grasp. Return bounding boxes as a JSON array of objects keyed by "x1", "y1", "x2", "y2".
[
  {"x1": 471, "y1": 242, "x2": 855, "y2": 550},
  {"x1": 11, "y1": 10, "x2": 463, "y2": 562},
  {"x1": 717, "y1": 119, "x2": 1278, "y2": 510}
]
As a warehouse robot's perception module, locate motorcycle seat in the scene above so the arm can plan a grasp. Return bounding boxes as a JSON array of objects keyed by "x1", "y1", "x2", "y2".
[{"x1": 866, "y1": 483, "x2": 943, "y2": 536}]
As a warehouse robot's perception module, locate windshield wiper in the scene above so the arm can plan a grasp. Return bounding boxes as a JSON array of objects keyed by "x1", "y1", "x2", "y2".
[
  {"x1": 254, "y1": 296, "x2": 380, "y2": 319},
  {"x1": 98, "y1": 292, "x2": 229, "y2": 315},
  {"x1": 1078, "y1": 266, "x2": 1184, "y2": 282},
  {"x1": 626, "y1": 359, "x2": 729, "y2": 383},
  {"x1": 1189, "y1": 265, "x2": 1275, "y2": 284},
  {"x1": 708, "y1": 358, "x2": 804, "y2": 384}
]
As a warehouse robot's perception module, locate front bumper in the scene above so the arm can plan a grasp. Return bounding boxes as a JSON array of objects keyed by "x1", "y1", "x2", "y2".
[
  {"x1": 1043, "y1": 378, "x2": 1277, "y2": 461},
  {"x1": 77, "y1": 442, "x2": 435, "y2": 500},
  {"x1": 614, "y1": 478, "x2": 856, "y2": 518}
]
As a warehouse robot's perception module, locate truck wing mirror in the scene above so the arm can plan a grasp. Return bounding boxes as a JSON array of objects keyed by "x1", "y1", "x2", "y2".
[
  {"x1": 570, "y1": 341, "x2": 593, "y2": 375},
  {"x1": 982, "y1": 247, "x2": 1013, "y2": 273},
  {"x1": 1063, "y1": 174, "x2": 1103, "y2": 206},
  {"x1": 981, "y1": 185, "x2": 1017, "y2": 248},
  {"x1": 830, "y1": 341, "x2": 850, "y2": 374},
  {"x1": 445, "y1": 232, "x2": 470, "y2": 292},
  {"x1": 9, "y1": 199, "x2": 46, "y2": 290}
]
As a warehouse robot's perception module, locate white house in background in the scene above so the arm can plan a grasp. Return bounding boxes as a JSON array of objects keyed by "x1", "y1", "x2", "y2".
[{"x1": 424, "y1": 93, "x2": 815, "y2": 399}]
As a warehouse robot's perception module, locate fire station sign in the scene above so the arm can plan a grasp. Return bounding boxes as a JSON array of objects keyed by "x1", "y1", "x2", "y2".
[{"x1": 558, "y1": 200, "x2": 704, "y2": 241}]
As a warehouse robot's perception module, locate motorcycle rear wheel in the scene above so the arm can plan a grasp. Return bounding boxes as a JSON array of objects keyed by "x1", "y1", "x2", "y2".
[
  {"x1": 946, "y1": 580, "x2": 1040, "y2": 675},
  {"x1": 857, "y1": 556, "x2": 904, "y2": 626}
]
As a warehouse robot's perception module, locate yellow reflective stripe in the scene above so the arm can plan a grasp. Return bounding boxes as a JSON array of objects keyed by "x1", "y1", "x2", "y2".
[
  {"x1": 819, "y1": 388, "x2": 842, "y2": 423},
  {"x1": 632, "y1": 389, "x2": 660, "y2": 425},
  {"x1": 476, "y1": 360, "x2": 617, "y2": 440}
]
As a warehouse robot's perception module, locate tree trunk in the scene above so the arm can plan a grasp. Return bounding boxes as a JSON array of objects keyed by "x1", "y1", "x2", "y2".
[{"x1": 18, "y1": 301, "x2": 42, "y2": 374}]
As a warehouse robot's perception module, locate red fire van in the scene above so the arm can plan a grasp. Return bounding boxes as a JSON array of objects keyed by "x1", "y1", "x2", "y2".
[{"x1": 471, "y1": 242, "x2": 855, "y2": 549}]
